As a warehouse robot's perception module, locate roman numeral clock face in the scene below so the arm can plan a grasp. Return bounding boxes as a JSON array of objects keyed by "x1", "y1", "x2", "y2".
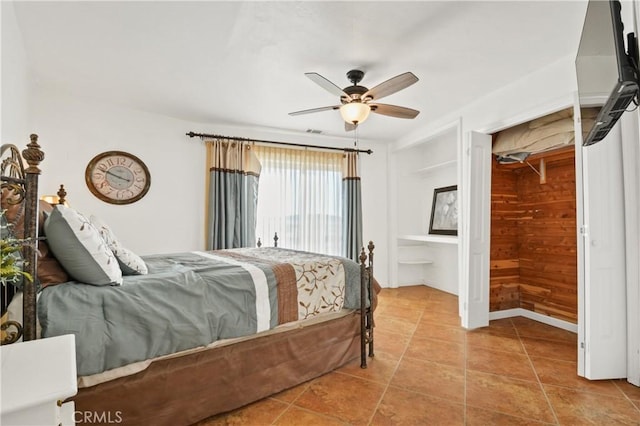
[{"x1": 85, "y1": 151, "x2": 151, "y2": 204}]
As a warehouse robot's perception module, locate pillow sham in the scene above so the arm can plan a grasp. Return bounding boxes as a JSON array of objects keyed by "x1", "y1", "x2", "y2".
[
  {"x1": 0, "y1": 186, "x2": 69, "y2": 287},
  {"x1": 44, "y1": 205, "x2": 122, "y2": 286},
  {"x1": 90, "y1": 215, "x2": 148, "y2": 275}
]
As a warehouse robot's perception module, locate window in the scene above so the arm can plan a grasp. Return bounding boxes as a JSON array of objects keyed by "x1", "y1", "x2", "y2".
[{"x1": 253, "y1": 145, "x2": 343, "y2": 255}]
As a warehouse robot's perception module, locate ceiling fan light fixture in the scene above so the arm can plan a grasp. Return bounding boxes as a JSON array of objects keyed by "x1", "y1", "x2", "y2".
[
  {"x1": 290, "y1": 70, "x2": 419, "y2": 128},
  {"x1": 340, "y1": 102, "x2": 371, "y2": 124}
]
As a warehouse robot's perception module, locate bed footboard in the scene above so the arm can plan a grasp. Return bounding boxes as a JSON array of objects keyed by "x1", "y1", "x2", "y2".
[
  {"x1": 257, "y1": 233, "x2": 376, "y2": 368},
  {"x1": 359, "y1": 241, "x2": 375, "y2": 368}
]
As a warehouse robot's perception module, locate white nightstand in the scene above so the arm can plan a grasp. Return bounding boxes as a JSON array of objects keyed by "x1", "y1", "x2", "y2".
[{"x1": 1, "y1": 334, "x2": 77, "y2": 426}]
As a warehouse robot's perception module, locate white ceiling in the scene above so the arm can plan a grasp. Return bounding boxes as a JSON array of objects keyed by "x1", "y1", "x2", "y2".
[{"x1": 12, "y1": 1, "x2": 589, "y2": 142}]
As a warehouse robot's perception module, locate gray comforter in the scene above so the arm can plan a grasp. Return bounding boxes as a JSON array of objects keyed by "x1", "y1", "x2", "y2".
[{"x1": 38, "y1": 248, "x2": 363, "y2": 377}]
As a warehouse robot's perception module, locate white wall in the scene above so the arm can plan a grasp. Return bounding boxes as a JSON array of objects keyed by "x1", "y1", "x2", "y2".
[
  {"x1": 1, "y1": 1, "x2": 30, "y2": 142},
  {"x1": 399, "y1": 56, "x2": 578, "y2": 147},
  {"x1": 390, "y1": 123, "x2": 459, "y2": 292},
  {"x1": 27, "y1": 89, "x2": 390, "y2": 283},
  {"x1": 359, "y1": 141, "x2": 389, "y2": 284},
  {"x1": 30, "y1": 89, "x2": 205, "y2": 256}
]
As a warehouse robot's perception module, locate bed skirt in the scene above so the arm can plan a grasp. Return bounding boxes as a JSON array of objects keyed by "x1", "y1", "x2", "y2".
[{"x1": 71, "y1": 310, "x2": 361, "y2": 426}]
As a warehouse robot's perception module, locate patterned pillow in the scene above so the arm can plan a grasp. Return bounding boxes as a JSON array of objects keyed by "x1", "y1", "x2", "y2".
[
  {"x1": 44, "y1": 205, "x2": 122, "y2": 286},
  {"x1": 90, "y1": 215, "x2": 148, "y2": 275}
]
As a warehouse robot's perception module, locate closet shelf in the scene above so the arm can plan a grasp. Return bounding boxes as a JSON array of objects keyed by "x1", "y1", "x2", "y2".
[
  {"x1": 398, "y1": 234, "x2": 458, "y2": 244},
  {"x1": 411, "y1": 159, "x2": 456, "y2": 176}
]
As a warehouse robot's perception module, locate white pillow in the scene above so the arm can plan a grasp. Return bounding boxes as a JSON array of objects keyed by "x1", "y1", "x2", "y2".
[
  {"x1": 90, "y1": 215, "x2": 148, "y2": 275},
  {"x1": 44, "y1": 205, "x2": 122, "y2": 286}
]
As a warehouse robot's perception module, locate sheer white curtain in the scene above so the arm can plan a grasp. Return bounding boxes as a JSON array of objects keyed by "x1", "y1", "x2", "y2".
[{"x1": 253, "y1": 145, "x2": 343, "y2": 255}]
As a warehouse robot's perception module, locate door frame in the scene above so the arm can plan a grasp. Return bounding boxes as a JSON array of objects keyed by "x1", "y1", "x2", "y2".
[
  {"x1": 463, "y1": 97, "x2": 574, "y2": 329},
  {"x1": 620, "y1": 102, "x2": 640, "y2": 386},
  {"x1": 466, "y1": 94, "x2": 637, "y2": 381}
]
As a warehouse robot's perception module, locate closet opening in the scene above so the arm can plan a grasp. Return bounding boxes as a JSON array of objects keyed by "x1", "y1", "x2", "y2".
[{"x1": 488, "y1": 108, "x2": 595, "y2": 326}]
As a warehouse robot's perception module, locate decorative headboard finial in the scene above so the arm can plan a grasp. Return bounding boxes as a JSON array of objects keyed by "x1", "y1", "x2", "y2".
[
  {"x1": 57, "y1": 184, "x2": 67, "y2": 205},
  {"x1": 22, "y1": 134, "x2": 45, "y2": 174}
]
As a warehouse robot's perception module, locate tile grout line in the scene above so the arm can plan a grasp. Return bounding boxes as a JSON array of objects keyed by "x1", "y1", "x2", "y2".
[
  {"x1": 611, "y1": 380, "x2": 640, "y2": 414},
  {"x1": 269, "y1": 382, "x2": 308, "y2": 425},
  {"x1": 464, "y1": 321, "x2": 556, "y2": 424},
  {"x1": 512, "y1": 318, "x2": 561, "y2": 425},
  {"x1": 365, "y1": 298, "x2": 428, "y2": 426},
  {"x1": 272, "y1": 293, "x2": 424, "y2": 425},
  {"x1": 199, "y1": 290, "x2": 639, "y2": 425}
]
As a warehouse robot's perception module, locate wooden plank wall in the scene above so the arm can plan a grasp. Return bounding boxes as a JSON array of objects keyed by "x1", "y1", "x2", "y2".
[
  {"x1": 490, "y1": 158, "x2": 521, "y2": 310},
  {"x1": 517, "y1": 154, "x2": 577, "y2": 323},
  {"x1": 490, "y1": 148, "x2": 578, "y2": 324}
]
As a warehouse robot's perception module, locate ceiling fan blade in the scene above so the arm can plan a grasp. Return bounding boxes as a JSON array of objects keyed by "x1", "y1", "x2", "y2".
[
  {"x1": 362, "y1": 72, "x2": 419, "y2": 101},
  {"x1": 305, "y1": 72, "x2": 352, "y2": 101},
  {"x1": 288, "y1": 105, "x2": 340, "y2": 116},
  {"x1": 370, "y1": 103, "x2": 420, "y2": 119},
  {"x1": 344, "y1": 122, "x2": 357, "y2": 132}
]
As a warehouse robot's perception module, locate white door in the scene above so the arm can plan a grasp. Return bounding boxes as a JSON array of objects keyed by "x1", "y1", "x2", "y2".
[
  {"x1": 461, "y1": 131, "x2": 492, "y2": 329},
  {"x1": 620, "y1": 109, "x2": 640, "y2": 386},
  {"x1": 579, "y1": 123, "x2": 627, "y2": 379}
]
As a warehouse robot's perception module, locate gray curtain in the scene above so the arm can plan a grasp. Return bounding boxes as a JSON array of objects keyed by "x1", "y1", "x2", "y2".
[
  {"x1": 206, "y1": 139, "x2": 261, "y2": 250},
  {"x1": 342, "y1": 152, "x2": 363, "y2": 261}
]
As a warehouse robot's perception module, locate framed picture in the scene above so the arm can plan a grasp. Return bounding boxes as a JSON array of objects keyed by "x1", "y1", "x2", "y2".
[{"x1": 428, "y1": 185, "x2": 458, "y2": 236}]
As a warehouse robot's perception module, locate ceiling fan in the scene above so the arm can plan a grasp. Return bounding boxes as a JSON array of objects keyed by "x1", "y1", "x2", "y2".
[{"x1": 289, "y1": 69, "x2": 420, "y2": 130}]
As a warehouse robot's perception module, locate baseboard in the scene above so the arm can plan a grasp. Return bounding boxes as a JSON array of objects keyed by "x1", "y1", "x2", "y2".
[{"x1": 489, "y1": 308, "x2": 577, "y2": 334}]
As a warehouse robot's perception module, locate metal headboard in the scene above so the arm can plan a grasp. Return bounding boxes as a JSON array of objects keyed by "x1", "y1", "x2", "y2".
[{"x1": 1, "y1": 135, "x2": 44, "y2": 344}]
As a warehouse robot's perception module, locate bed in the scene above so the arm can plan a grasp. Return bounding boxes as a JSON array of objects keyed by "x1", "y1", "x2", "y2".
[{"x1": 1, "y1": 137, "x2": 377, "y2": 426}]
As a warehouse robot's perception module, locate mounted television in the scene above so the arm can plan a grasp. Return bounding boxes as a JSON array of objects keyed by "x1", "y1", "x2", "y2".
[{"x1": 576, "y1": 0, "x2": 639, "y2": 146}]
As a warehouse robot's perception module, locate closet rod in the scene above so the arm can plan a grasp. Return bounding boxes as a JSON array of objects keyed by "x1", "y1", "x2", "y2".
[{"x1": 186, "y1": 131, "x2": 373, "y2": 155}]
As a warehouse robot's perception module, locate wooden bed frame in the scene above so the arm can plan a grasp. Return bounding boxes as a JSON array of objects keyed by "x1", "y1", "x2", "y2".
[{"x1": 1, "y1": 136, "x2": 376, "y2": 425}]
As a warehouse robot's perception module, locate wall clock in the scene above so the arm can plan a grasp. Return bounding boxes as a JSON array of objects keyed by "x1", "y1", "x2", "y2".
[{"x1": 85, "y1": 151, "x2": 151, "y2": 205}]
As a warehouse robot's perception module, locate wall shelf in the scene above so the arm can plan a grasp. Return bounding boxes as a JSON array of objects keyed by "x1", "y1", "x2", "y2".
[
  {"x1": 411, "y1": 159, "x2": 456, "y2": 177},
  {"x1": 398, "y1": 234, "x2": 458, "y2": 244},
  {"x1": 391, "y1": 120, "x2": 460, "y2": 291},
  {"x1": 398, "y1": 259, "x2": 434, "y2": 265}
]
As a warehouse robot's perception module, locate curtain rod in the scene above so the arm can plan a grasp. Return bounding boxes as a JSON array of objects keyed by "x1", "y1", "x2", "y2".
[{"x1": 186, "y1": 131, "x2": 373, "y2": 155}]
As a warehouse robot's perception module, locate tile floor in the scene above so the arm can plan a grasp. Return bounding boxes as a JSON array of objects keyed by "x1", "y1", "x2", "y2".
[{"x1": 198, "y1": 285, "x2": 640, "y2": 425}]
